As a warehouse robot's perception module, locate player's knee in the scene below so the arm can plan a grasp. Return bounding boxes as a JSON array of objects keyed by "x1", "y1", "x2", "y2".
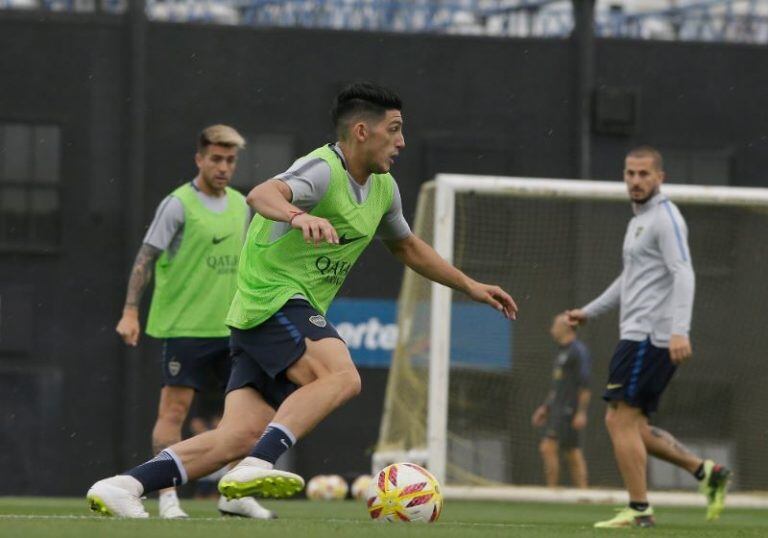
[{"x1": 337, "y1": 368, "x2": 362, "y2": 401}]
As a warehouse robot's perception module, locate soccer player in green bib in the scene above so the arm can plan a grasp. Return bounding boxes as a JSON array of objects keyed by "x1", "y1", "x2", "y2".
[
  {"x1": 112, "y1": 125, "x2": 272, "y2": 519},
  {"x1": 88, "y1": 83, "x2": 518, "y2": 517}
]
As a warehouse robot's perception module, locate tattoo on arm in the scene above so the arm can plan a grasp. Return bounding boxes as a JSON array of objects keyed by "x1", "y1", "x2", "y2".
[
  {"x1": 649, "y1": 426, "x2": 696, "y2": 457},
  {"x1": 124, "y1": 244, "x2": 161, "y2": 309}
]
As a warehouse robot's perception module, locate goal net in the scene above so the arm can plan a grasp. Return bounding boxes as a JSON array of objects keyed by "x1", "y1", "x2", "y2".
[{"x1": 374, "y1": 174, "x2": 768, "y2": 501}]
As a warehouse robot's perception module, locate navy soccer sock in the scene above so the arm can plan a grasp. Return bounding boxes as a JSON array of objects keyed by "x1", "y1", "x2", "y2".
[
  {"x1": 249, "y1": 423, "x2": 296, "y2": 465},
  {"x1": 125, "y1": 449, "x2": 187, "y2": 493},
  {"x1": 629, "y1": 501, "x2": 650, "y2": 512}
]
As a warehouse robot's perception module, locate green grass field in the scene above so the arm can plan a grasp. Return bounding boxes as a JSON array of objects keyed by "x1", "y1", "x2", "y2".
[{"x1": 0, "y1": 497, "x2": 765, "y2": 538}]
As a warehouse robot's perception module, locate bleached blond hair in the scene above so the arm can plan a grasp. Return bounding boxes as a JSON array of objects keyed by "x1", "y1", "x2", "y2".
[{"x1": 197, "y1": 124, "x2": 246, "y2": 153}]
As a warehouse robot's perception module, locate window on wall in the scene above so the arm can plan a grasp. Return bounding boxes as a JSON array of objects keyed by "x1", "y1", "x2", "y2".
[{"x1": 0, "y1": 123, "x2": 61, "y2": 250}]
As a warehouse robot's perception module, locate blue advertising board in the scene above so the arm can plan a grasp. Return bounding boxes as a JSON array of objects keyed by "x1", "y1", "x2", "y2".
[{"x1": 326, "y1": 298, "x2": 512, "y2": 369}]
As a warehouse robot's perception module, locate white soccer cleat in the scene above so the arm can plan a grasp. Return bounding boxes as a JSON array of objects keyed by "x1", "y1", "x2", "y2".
[
  {"x1": 159, "y1": 501, "x2": 189, "y2": 519},
  {"x1": 218, "y1": 496, "x2": 276, "y2": 519},
  {"x1": 87, "y1": 475, "x2": 149, "y2": 518},
  {"x1": 218, "y1": 457, "x2": 304, "y2": 499}
]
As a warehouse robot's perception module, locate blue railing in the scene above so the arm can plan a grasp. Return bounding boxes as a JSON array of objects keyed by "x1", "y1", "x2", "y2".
[
  {"x1": 0, "y1": 0, "x2": 126, "y2": 13},
  {"x1": 2, "y1": 0, "x2": 767, "y2": 44}
]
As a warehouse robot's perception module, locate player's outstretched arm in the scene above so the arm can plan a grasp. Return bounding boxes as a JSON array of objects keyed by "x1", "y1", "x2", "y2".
[
  {"x1": 246, "y1": 179, "x2": 338, "y2": 245},
  {"x1": 567, "y1": 275, "x2": 622, "y2": 327},
  {"x1": 116, "y1": 243, "x2": 161, "y2": 346},
  {"x1": 565, "y1": 309, "x2": 588, "y2": 327},
  {"x1": 385, "y1": 234, "x2": 517, "y2": 320}
]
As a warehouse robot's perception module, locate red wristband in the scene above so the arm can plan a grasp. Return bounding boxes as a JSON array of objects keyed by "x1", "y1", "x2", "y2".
[{"x1": 288, "y1": 211, "x2": 306, "y2": 225}]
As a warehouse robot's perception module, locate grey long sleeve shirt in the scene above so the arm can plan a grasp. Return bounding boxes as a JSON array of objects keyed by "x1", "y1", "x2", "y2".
[{"x1": 581, "y1": 192, "x2": 695, "y2": 348}]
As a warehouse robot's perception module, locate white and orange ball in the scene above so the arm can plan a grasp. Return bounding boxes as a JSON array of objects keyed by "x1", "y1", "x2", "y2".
[
  {"x1": 351, "y1": 474, "x2": 373, "y2": 500},
  {"x1": 306, "y1": 474, "x2": 349, "y2": 500},
  {"x1": 366, "y1": 463, "x2": 443, "y2": 523}
]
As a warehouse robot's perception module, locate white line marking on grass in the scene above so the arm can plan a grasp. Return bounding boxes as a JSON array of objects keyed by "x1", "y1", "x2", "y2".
[
  {"x1": 0, "y1": 515, "x2": 537, "y2": 528},
  {"x1": 0, "y1": 514, "x2": 102, "y2": 519},
  {"x1": 0, "y1": 515, "x2": 239, "y2": 521},
  {"x1": 323, "y1": 518, "x2": 537, "y2": 528}
]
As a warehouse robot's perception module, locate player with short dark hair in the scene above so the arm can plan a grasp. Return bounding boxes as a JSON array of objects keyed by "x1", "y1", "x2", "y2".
[
  {"x1": 112, "y1": 124, "x2": 272, "y2": 519},
  {"x1": 531, "y1": 313, "x2": 591, "y2": 489},
  {"x1": 567, "y1": 146, "x2": 730, "y2": 528},
  {"x1": 88, "y1": 82, "x2": 518, "y2": 518}
]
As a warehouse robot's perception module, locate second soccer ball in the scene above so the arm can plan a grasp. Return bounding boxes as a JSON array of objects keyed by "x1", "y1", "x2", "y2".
[{"x1": 306, "y1": 474, "x2": 349, "y2": 500}]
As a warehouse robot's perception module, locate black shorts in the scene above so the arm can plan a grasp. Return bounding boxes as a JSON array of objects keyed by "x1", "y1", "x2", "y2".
[
  {"x1": 161, "y1": 337, "x2": 231, "y2": 392},
  {"x1": 603, "y1": 338, "x2": 677, "y2": 416},
  {"x1": 226, "y1": 299, "x2": 344, "y2": 409},
  {"x1": 543, "y1": 409, "x2": 582, "y2": 449}
]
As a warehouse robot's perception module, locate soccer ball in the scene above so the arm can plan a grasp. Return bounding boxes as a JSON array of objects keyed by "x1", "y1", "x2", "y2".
[
  {"x1": 351, "y1": 474, "x2": 373, "y2": 500},
  {"x1": 306, "y1": 474, "x2": 349, "y2": 500},
  {"x1": 366, "y1": 463, "x2": 443, "y2": 523}
]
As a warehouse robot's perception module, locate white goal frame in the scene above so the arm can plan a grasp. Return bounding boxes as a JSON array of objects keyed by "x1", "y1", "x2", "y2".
[{"x1": 427, "y1": 173, "x2": 768, "y2": 486}]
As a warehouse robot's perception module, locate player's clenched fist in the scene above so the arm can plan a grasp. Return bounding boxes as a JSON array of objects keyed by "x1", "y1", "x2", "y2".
[
  {"x1": 116, "y1": 308, "x2": 141, "y2": 347},
  {"x1": 668, "y1": 334, "x2": 692, "y2": 365}
]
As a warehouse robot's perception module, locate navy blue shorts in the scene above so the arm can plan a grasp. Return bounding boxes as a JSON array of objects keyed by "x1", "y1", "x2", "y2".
[
  {"x1": 161, "y1": 337, "x2": 231, "y2": 392},
  {"x1": 543, "y1": 409, "x2": 582, "y2": 449},
  {"x1": 603, "y1": 338, "x2": 677, "y2": 416},
  {"x1": 225, "y1": 299, "x2": 344, "y2": 409}
]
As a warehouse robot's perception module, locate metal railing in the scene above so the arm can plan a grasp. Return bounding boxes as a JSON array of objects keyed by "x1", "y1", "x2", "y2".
[
  {"x1": 2, "y1": 0, "x2": 768, "y2": 44},
  {"x1": 0, "y1": 0, "x2": 126, "y2": 13}
]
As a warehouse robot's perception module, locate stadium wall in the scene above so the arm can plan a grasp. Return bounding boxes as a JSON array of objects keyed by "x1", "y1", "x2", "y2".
[{"x1": 1, "y1": 11, "x2": 767, "y2": 494}]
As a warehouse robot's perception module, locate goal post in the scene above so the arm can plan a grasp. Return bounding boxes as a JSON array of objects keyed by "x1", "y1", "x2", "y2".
[
  {"x1": 374, "y1": 173, "x2": 768, "y2": 502},
  {"x1": 427, "y1": 175, "x2": 456, "y2": 485}
]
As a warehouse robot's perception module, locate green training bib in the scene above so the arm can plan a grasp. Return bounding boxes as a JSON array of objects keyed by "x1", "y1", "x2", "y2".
[
  {"x1": 147, "y1": 183, "x2": 248, "y2": 338},
  {"x1": 226, "y1": 145, "x2": 394, "y2": 329}
]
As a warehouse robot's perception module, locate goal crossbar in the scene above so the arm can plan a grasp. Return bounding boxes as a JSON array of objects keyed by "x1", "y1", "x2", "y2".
[{"x1": 436, "y1": 174, "x2": 768, "y2": 205}]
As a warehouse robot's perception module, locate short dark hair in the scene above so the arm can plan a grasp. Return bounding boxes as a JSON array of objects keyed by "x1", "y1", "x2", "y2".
[
  {"x1": 331, "y1": 81, "x2": 402, "y2": 138},
  {"x1": 626, "y1": 145, "x2": 663, "y2": 171}
]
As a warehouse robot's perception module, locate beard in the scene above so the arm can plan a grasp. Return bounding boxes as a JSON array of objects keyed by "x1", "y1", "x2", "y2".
[{"x1": 631, "y1": 186, "x2": 659, "y2": 204}]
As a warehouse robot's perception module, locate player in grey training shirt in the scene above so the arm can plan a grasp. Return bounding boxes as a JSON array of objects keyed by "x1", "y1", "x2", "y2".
[
  {"x1": 114, "y1": 125, "x2": 272, "y2": 520},
  {"x1": 567, "y1": 146, "x2": 730, "y2": 528},
  {"x1": 531, "y1": 314, "x2": 591, "y2": 489}
]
